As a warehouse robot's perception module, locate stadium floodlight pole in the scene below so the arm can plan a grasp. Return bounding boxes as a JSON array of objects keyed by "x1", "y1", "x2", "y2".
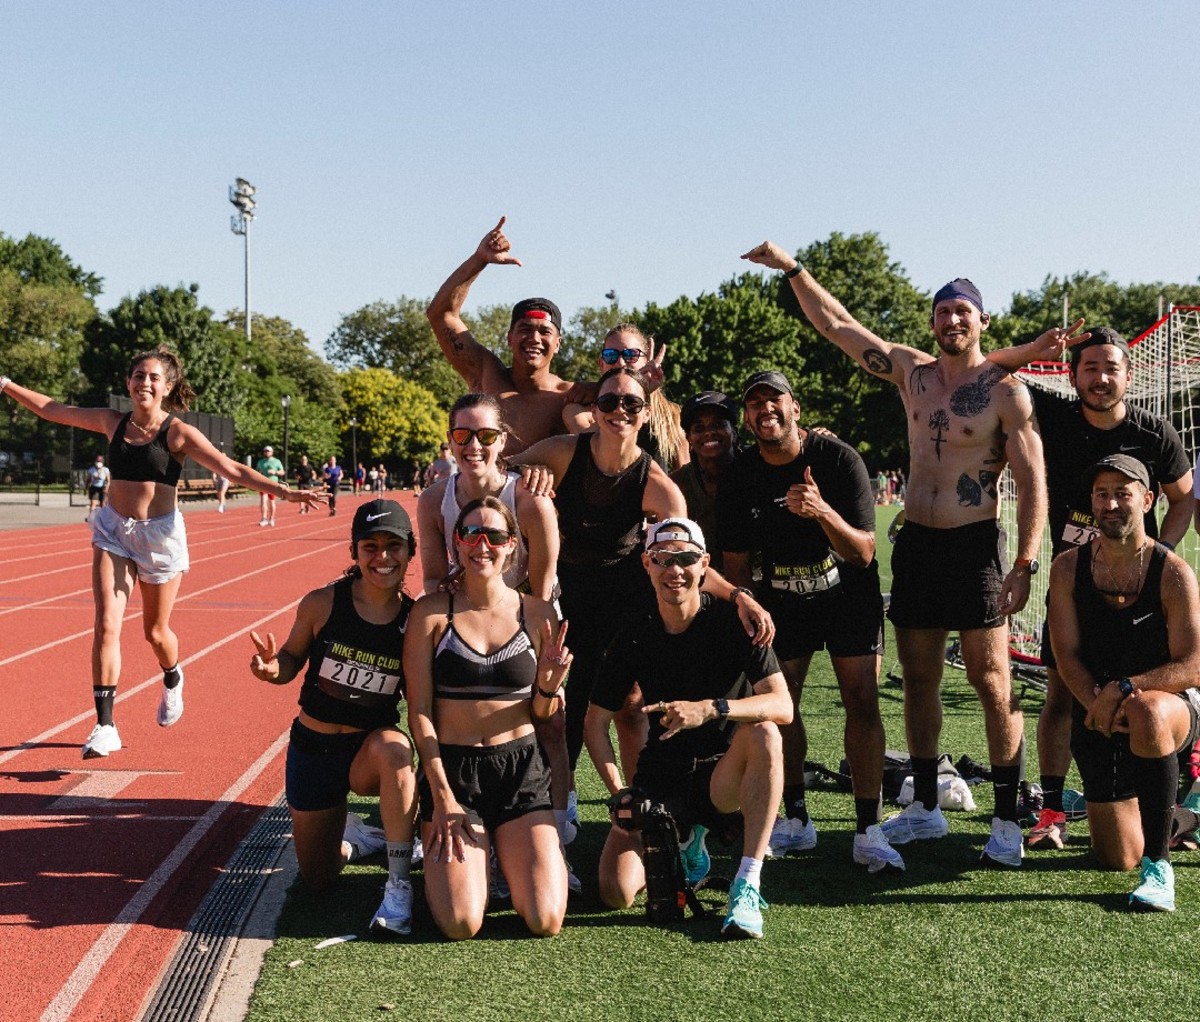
[
  {"x1": 281, "y1": 394, "x2": 291, "y2": 475},
  {"x1": 228, "y1": 177, "x2": 257, "y2": 344}
]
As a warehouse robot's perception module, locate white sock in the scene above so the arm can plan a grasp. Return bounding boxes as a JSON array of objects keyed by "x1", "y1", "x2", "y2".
[{"x1": 735, "y1": 856, "x2": 762, "y2": 887}]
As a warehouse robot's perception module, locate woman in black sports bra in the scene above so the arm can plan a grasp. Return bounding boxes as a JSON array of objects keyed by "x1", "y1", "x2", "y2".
[
  {"x1": 0, "y1": 348, "x2": 324, "y2": 759},
  {"x1": 404, "y1": 495, "x2": 571, "y2": 940}
]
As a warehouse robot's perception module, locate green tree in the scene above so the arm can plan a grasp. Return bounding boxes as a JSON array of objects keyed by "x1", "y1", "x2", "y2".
[
  {"x1": 326, "y1": 298, "x2": 465, "y2": 408},
  {"x1": 82, "y1": 284, "x2": 239, "y2": 414},
  {"x1": 340, "y1": 367, "x2": 444, "y2": 463},
  {"x1": 225, "y1": 312, "x2": 342, "y2": 408}
]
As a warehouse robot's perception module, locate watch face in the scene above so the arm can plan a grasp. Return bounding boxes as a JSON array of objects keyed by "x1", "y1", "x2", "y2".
[{"x1": 1028, "y1": 559, "x2": 1040, "y2": 575}]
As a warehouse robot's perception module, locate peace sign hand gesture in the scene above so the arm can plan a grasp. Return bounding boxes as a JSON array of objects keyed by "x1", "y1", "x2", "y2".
[
  {"x1": 640, "y1": 338, "x2": 668, "y2": 393},
  {"x1": 537, "y1": 619, "x2": 572, "y2": 697},
  {"x1": 249, "y1": 630, "x2": 280, "y2": 682}
]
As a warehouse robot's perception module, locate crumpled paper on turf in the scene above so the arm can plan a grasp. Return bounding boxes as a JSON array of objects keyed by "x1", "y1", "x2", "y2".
[{"x1": 897, "y1": 775, "x2": 977, "y2": 811}]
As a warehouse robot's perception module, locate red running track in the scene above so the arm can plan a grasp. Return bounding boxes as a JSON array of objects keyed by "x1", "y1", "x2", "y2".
[{"x1": 0, "y1": 492, "x2": 420, "y2": 1022}]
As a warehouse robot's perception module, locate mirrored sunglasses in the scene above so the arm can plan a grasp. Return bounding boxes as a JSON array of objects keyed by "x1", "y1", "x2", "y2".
[
  {"x1": 647, "y1": 549, "x2": 704, "y2": 568},
  {"x1": 456, "y1": 524, "x2": 514, "y2": 548},
  {"x1": 449, "y1": 427, "x2": 503, "y2": 447},
  {"x1": 600, "y1": 347, "x2": 646, "y2": 365}
]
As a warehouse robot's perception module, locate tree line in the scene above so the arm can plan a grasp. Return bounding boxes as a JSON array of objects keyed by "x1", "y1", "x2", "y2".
[{"x1": 3, "y1": 229, "x2": 1198, "y2": 478}]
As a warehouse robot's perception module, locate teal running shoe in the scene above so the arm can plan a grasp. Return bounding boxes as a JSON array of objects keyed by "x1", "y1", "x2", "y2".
[
  {"x1": 679, "y1": 824, "x2": 710, "y2": 886},
  {"x1": 721, "y1": 877, "x2": 767, "y2": 939},
  {"x1": 1129, "y1": 857, "x2": 1175, "y2": 913}
]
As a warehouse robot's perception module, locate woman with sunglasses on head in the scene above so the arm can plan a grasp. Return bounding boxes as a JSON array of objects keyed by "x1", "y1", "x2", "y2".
[
  {"x1": 0, "y1": 349, "x2": 325, "y2": 759},
  {"x1": 404, "y1": 496, "x2": 571, "y2": 939},
  {"x1": 248, "y1": 500, "x2": 419, "y2": 937},
  {"x1": 562, "y1": 323, "x2": 689, "y2": 473},
  {"x1": 415, "y1": 394, "x2": 574, "y2": 865},
  {"x1": 514, "y1": 367, "x2": 774, "y2": 782}
]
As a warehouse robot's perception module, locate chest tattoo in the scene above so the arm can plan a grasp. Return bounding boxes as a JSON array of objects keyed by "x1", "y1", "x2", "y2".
[
  {"x1": 956, "y1": 470, "x2": 999, "y2": 507},
  {"x1": 910, "y1": 363, "x2": 936, "y2": 394},
  {"x1": 949, "y1": 365, "x2": 1007, "y2": 418},
  {"x1": 863, "y1": 349, "x2": 893, "y2": 376},
  {"x1": 929, "y1": 409, "x2": 950, "y2": 460}
]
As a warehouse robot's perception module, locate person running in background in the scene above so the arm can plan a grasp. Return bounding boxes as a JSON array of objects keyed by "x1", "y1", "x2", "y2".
[
  {"x1": 249, "y1": 499, "x2": 420, "y2": 936},
  {"x1": 355, "y1": 462, "x2": 366, "y2": 495},
  {"x1": 324, "y1": 456, "x2": 343, "y2": 516},
  {"x1": 256, "y1": 445, "x2": 284, "y2": 526},
  {"x1": 85, "y1": 454, "x2": 110, "y2": 522},
  {"x1": 0, "y1": 350, "x2": 324, "y2": 758},
  {"x1": 404, "y1": 496, "x2": 571, "y2": 939},
  {"x1": 427, "y1": 445, "x2": 455, "y2": 487},
  {"x1": 294, "y1": 454, "x2": 317, "y2": 514}
]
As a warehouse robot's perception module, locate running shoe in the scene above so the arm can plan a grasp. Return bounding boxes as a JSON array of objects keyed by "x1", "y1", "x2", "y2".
[
  {"x1": 258, "y1": 519, "x2": 268, "y2": 527},
  {"x1": 82, "y1": 723, "x2": 122, "y2": 759},
  {"x1": 1129, "y1": 857, "x2": 1175, "y2": 912},
  {"x1": 852, "y1": 825, "x2": 906, "y2": 873},
  {"x1": 565, "y1": 856, "x2": 583, "y2": 895},
  {"x1": 369, "y1": 878, "x2": 414, "y2": 937},
  {"x1": 1062, "y1": 788, "x2": 1088, "y2": 820},
  {"x1": 1026, "y1": 809, "x2": 1068, "y2": 850},
  {"x1": 765, "y1": 816, "x2": 818, "y2": 857},
  {"x1": 980, "y1": 818, "x2": 1025, "y2": 868},
  {"x1": 879, "y1": 802, "x2": 948, "y2": 845},
  {"x1": 156, "y1": 665, "x2": 185, "y2": 727},
  {"x1": 722, "y1": 878, "x2": 767, "y2": 939},
  {"x1": 343, "y1": 813, "x2": 387, "y2": 862},
  {"x1": 411, "y1": 835, "x2": 424, "y2": 869},
  {"x1": 680, "y1": 824, "x2": 711, "y2": 885},
  {"x1": 489, "y1": 850, "x2": 510, "y2": 903}
]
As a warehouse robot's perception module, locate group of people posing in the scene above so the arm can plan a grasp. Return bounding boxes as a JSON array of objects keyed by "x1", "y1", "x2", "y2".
[{"x1": 4, "y1": 216, "x2": 1198, "y2": 944}]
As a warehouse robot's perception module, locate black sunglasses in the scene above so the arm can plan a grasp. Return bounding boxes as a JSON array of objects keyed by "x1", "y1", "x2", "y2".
[
  {"x1": 595, "y1": 393, "x2": 646, "y2": 414},
  {"x1": 456, "y1": 524, "x2": 513, "y2": 548},
  {"x1": 647, "y1": 549, "x2": 704, "y2": 568},
  {"x1": 449, "y1": 427, "x2": 503, "y2": 447},
  {"x1": 600, "y1": 347, "x2": 646, "y2": 365}
]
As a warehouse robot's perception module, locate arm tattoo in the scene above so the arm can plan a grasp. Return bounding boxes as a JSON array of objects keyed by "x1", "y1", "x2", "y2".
[
  {"x1": 949, "y1": 364, "x2": 1007, "y2": 417},
  {"x1": 440, "y1": 326, "x2": 465, "y2": 354},
  {"x1": 956, "y1": 470, "x2": 999, "y2": 507},
  {"x1": 929, "y1": 409, "x2": 950, "y2": 460},
  {"x1": 910, "y1": 363, "x2": 937, "y2": 394},
  {"x1": 862, "y1": 349, "x2": 893, "y2": 376}
]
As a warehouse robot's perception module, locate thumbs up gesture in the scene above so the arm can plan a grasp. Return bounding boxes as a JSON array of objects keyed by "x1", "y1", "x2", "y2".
[{"x1": 785, "y1": 465, "x2": 829, "y2": 519}]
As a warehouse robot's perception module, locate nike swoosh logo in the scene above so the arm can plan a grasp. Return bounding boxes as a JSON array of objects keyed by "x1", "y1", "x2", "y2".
[
  {"x1": 1133, "y1": 614, "x2": 1153, "y2": 625},
  {"x1": 366, "y1": 512, "x2": 390, "y2": 522}
]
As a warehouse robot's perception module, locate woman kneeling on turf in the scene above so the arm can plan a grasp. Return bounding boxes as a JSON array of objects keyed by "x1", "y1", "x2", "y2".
[
  {"x1": 404, "y1": 496, "x2": 570, "y2": 939},
  {"x1": 249, "y1": 499, "x2": 419, "y2": 937}
]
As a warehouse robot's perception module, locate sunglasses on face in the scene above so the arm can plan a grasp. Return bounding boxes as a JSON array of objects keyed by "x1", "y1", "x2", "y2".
[
  {"x1": 449, "y1": 427, "x2": 503, "y2": 447},
  {"x1": 599, "y1": 347, "x2": 646, "y2": 365},
  {"x1": 595, "y1": 393, "x2": 647, "y2": 415},
  {"x1": 456, "y1": 524, "x2": 514, "y2": 548},
  {"x1": 647, "y1": 549, "x2": 704, "y2": 568}
]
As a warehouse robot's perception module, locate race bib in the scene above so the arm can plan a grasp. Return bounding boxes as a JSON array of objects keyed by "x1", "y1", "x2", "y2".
[
  {"x1": 316, "y1": 641, "x2": 402, "y2": 706},
  {"x1": 1061, "y1": 509, "x2": 1099, "y2": 548},
  {"x1": 770, "y1": 556, "x2": 840, "y2": 595}
]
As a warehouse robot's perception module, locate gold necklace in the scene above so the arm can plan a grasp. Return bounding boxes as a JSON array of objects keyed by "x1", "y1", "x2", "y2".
[
  {"x1": 127, "y1": 417, "x2": 164, "y2": 438},
  {"x1": 1092, "y1": 542, "x2": 1146, "y2": 605}
]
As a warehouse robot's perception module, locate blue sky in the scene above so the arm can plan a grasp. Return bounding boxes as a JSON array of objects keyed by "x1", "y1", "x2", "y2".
[{"x1": 2, "y1": 2, "x2": 1196, "y2": 350}]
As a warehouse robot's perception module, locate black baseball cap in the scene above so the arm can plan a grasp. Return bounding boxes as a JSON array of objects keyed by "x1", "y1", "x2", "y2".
[
  {"x1": 680, "y1": 391, "x2": 738, "y2": 432},
  {"x1": 352, "y1": 499, "x2": 414, "y2": 543},
  {"x1": 1069, "y1": 325, "x2": 1131, "y2": 370},
  {"x1": 1084, "y1": 453, "x2": 1150, "y2": 490},
  {"x1": 741, "y1": 370, "x2": 794, "y2": 403},
  {"x1": 509, "y1": 298, "x2": 562, "y2": 333}
]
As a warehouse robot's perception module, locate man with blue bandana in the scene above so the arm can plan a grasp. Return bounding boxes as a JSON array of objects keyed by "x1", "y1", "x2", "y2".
[{"x1": 741, "y1": 242, "x2": 1047, "y2": 869}]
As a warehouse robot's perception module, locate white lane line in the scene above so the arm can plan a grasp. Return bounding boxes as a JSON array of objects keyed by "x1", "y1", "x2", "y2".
[
  {"x1": 37, "y1": 729, "x2": 290, "y2": 1022},
  {"x1": 0, "y1": 595, "x2": 302, "y2": 766},
  {"x1": 0, "y1": 544, "x2": 326, "y2": 666}
]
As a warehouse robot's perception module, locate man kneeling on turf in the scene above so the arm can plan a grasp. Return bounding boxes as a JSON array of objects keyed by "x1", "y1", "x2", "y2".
[
  {"x1": 1048, "y1": 455, "x2": 1200, "y2": 911},
  {"x1": 584, "y1": 518, "x2": 791, "y2": 938}
]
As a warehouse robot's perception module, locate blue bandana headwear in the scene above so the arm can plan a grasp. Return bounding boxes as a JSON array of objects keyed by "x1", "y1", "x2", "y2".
[{"x1": 932, "y1": 278, "x2": 984, "y2": 315}]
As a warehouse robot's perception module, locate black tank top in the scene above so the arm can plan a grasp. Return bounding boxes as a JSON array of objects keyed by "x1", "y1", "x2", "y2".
[
  {"x1": 1074, "y1": 542, "x2": 1170, "y2": 682},
  {"x1": 555, "y1": 432, "x2": 651, "y2": 570},
  {"x1": 107, "y1": 413, "x2": 183, "y2": 485},
  {"x1": 299, "y1": 577, "x2": 412, "y2": 730},
  {"x1": 432, "y1": 595, "x2": 537, "y2": 701}
]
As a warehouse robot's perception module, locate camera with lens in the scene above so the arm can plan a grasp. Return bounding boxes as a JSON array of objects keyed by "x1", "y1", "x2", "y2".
[{"x1": 607, "y1": 787, "x2": 700, "y2": 924}]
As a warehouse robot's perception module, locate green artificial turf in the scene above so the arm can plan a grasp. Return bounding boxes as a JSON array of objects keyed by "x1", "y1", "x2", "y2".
[{"x1": 246, "y1": 506, "x2": 1200, "y2": 1022}]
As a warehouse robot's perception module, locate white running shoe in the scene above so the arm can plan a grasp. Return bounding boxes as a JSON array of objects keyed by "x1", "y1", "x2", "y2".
[
  {"x1": 217, "y1": 505, "x2": 225, "y2": 513},
  {"x1": 879, "y1": 802, "x2": 949, "y2": 845},
  {"x1": 980, "y1": 817, "x2": 1025, "y2": 868},
  {"x1": 853, "y1": 824, "x2": 906, "y2": 873},
  {"x1": 82, "y1": 723, "x2": 122, "y2": 759},
  {"x1": 156, "y1": 666, "x2": 184, "y2": 727},
  {"x1": 258, "y1": 519, "x2": 268, "y2": 527},
  {"x1": 766, "y1": 816, "x2": 818, "y2": 858},
  {"x1": 343, "y1": 813, "x2": 387, "y2": 862},
  {"x1": 411, "y1": 835, "x2": 424, "y2": 869},
  {"x1": 369, "y1": 878, "x2": 413, "y2": 937}
]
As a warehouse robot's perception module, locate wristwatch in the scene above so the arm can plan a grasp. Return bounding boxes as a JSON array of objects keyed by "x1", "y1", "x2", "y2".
[
  {"x1": 731, "y1": 586, "x2": 754, "y2": 605},
  {"x1": 1115, "y1": 678, "x2": 1135, "y2": 699},
  {"x1": 1014, "y1": 557, "x2": 1040, "y2": 575},
  {"x1": 712, "y1": 698, "x2": 730, "y2": 721}
]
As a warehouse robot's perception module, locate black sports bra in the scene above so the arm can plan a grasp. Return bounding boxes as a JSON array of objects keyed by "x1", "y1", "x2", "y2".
[
  {"x1": 432, "y1": 595, "x2": 537, "y2": 700},
  {"x1": 107, "y1": 413, "x2": 182, "y2": 486}
]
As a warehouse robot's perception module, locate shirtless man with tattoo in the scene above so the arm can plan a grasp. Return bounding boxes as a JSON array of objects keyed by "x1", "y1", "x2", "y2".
[
  {"x1": 742, "y1": 241, "x2": 1047, "y2": 868},
  {"x1": 427, "y1": 217, "x2": 581, "y2": 456}
]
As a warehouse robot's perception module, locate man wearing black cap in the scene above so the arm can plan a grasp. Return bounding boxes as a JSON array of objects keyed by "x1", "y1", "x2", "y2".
[
  {"x1": 1047, "y1": 454, "x2": 1200, "y2": 911},
  {"x1": 427, "y1": 217, "x2": 580, "y2": 455},
  {"x1": 716, "y1": 369, "x2": 902, "y2": 873},
  {"x1": 741, "y1": 241, "x2": 1046, "y2": 868},
  {"x1": 989, "y1": 325, "x2": 1193, "y2": 849},
  {"x1": 670, "y1": 391, "x2": 740, "y2": 572}
]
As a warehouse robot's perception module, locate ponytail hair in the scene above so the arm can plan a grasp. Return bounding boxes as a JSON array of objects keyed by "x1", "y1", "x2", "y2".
[{"x1": 128, "y1": 348, "x2": 195, "y2": 412}]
